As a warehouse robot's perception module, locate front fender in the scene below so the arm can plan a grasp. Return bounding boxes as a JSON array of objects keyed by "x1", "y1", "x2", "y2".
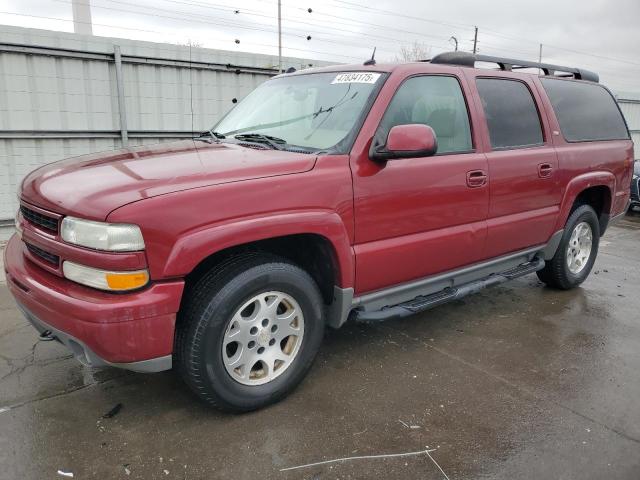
[
  {"x1": 161, "y1": 210, "x2": 355, "y2": 288},
  {"x1": 554, "y1": 171, "x2": 615, "y2": 232}
]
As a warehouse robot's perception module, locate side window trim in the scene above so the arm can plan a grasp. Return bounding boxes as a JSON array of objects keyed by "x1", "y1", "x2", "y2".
[
  {"x1": 375, "y1": 73, "x2": 476, "y2": 156},
  {"x1": 476, "y1": 76, "x2": 546, "y2": 151}
]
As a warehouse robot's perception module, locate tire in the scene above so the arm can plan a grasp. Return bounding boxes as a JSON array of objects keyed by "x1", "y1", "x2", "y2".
[
  {"x1": 175, "y1": 253, "x2": 324, "y2": 412},
  {"x1": 537, "y1": 204, "x2": 600, "y2": 290}
]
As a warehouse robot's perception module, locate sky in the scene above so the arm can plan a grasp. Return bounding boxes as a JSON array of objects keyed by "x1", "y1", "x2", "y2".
[{"x1": 1, "y1": 0, "x2": 639, "y2": 93}]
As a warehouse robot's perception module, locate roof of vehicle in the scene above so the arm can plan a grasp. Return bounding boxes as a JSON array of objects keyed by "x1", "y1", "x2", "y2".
[{"x1": 280, "y1": 51, "x2": 599, "y2": 83}]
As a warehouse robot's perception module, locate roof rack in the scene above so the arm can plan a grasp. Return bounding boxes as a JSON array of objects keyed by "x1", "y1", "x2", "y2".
[{"x1": 429, "y1": 51, "x2": 599, "y2": 83}]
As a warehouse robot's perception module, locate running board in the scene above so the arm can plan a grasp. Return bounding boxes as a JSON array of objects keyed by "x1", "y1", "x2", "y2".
[{"x1": 355, "y1": 256, "x2": 545, "y2": 323}]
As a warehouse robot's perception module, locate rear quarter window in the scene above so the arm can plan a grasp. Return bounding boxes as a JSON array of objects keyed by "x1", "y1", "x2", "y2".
[{"x1": 541, "y1": 78, "x2": 630, "y2": 142}]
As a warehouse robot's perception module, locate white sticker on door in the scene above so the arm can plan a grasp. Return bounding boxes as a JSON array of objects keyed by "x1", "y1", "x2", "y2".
[{"x1": 331, "y1": 72, "x2": 381, "y2": 84}]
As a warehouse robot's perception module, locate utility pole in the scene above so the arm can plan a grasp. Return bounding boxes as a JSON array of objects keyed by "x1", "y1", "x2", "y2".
[
  {"x1": 472, "y1": 26, "x2": 478, "y2": 54},
  {"x1": 277, "y1": 0, "x2": 282, "y2": 73},
  {"x1": 538, "y1": 43, "x2": 543, "y2": 64},
  {"x1": 72, "y1": 0, "x2": 93, "y2": 35}
]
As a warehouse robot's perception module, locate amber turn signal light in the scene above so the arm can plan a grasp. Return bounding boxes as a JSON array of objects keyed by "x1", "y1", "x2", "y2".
[{"x1": 105, "y1": 271, "x2": 149, "y2": 291}]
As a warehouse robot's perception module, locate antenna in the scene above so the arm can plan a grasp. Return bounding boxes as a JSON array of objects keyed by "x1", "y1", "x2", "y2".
[{"x1": 364, "y1": 47, "x2": 377, "y2": 66}]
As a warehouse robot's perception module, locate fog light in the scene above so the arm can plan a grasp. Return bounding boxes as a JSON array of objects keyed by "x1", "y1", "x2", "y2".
[{"x1": 63, "y1": 261, "x2": 149, "y2": 292}]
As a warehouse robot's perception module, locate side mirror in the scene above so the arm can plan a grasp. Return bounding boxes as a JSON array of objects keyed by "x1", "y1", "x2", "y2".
[{"x1": 370, "y1": 124, "x2": 438, "y2": 161}]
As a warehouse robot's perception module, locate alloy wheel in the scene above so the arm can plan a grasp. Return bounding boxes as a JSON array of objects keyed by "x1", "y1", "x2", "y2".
[{"x1": 222, "y1": 291, "x2": 304, "y2": 386}]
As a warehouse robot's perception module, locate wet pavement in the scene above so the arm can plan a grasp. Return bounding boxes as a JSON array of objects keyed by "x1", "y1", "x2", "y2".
[{"x1": 1, "y1": 213, "x2": 640, "y2": 480}]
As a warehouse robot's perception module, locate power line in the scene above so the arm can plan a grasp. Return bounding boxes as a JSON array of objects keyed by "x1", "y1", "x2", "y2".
[
  {"x1": 325, "y1": 0, "x2": 473, "y2": 30},
  {"x1": 275, "y1": 3, "x2": 463, "y2": 45},
  {"x1": 58, "y1": 0, "x2": 422, "y2": 55},
  {"x1": 91, "y1": 0, "x2": 451, "y2": 53},
  {"x1": 85, "y1": 0, "x2": 640, "y2": 69},
  {"x1": 50, "y1": 0, "x2": 404, "y2": 56},
  {"x1": 541, "y1": 44, "x2": 640, "y2": 67},
  {"x1": 7, "y1": 0, "x2": 640, "y2": 74},
  {"x1": 279, "y1": 0, "x2": 640, "y2": 67},
  {"x1": 0, "y1": 10, "x2": 365, "y2": 60},
  {"x1": 158, "y1": 0, "x2": 457, "y2": 46}
]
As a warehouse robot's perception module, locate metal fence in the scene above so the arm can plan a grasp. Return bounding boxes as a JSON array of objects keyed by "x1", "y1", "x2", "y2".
[{"x1": 0, "y1": 25, "x2": 327, "y2": 222}]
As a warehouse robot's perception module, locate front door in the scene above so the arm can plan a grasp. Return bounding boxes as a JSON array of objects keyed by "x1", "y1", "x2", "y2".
[{"x1": 351, "y1": 73, "x2": 489, "y2": 295}]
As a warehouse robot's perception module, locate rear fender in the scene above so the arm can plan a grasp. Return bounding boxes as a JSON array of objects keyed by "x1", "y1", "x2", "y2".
[{"x1": 554, "y1": 171, "x2": 615, "y2": 232}]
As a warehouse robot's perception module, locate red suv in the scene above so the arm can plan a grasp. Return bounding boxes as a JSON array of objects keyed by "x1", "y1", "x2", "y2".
[{"x1": 5, "y1": 52, "x2": 634, "y2": 411}]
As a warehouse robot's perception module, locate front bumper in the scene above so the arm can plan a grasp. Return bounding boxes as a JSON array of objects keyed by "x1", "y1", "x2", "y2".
[
  {"x1": 4, "y1": 234, "x2": 184, "y2": 372},
  {"x1": 17, "y1": 302, "x2": 172, "y2": 372}
]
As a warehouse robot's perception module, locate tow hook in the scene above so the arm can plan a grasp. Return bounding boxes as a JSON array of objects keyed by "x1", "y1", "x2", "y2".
[{"x1": 38, "y1": 329, "x2": 55, "y2": 342}]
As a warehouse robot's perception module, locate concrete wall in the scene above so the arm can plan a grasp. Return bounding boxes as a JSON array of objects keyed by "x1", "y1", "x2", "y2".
[{"x1": 0, "y1": 25, "x2": 329, "y2": 222}]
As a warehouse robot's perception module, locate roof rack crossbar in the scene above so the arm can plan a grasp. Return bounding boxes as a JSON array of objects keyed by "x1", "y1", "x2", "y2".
[{"x1": 429, "y1": 51, "x2": 599, "y2": 83}]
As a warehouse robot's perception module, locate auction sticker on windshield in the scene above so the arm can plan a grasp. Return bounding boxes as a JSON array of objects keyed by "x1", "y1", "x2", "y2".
[{"x1": 331, "y1": 72, "x2": 381, "y2": 84}]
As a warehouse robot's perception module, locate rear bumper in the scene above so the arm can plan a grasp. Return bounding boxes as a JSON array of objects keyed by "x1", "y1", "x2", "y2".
[{"x1": 4, "y1": 234, "x2": 184, "y2": 371}]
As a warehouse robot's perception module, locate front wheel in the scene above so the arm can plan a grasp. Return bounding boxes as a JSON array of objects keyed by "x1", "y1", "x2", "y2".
[
  {"x1": 175, "y1": 254, "x2": 324, "y2": 411},
  {"x1": 537, "y1": 205, "x2": 600, "y2": 290}
]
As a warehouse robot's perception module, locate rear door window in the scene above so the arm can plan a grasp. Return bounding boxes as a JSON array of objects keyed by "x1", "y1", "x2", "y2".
[
  {"x1": 476, "y1": 78, "x2": 544, "y2": 149},
  {"x1": 541, "y1": 78, "x2": 630, "y2": 142},
  {"x1": 377, "y1": 75, "x2": 473, "y2": 154}
]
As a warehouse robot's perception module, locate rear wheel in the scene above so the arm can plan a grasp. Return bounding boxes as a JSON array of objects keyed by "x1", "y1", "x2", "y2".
[
  {"x1": 175, "y1": 254, "x2": 324, "y2": 411},
  {"x1": 537, "y1": 205, "x2": 600, "y2": 290}
]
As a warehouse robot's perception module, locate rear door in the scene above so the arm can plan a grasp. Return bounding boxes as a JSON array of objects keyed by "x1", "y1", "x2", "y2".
[{"x1": 464, "y1": 71, "x2": 562, "y2": 257}]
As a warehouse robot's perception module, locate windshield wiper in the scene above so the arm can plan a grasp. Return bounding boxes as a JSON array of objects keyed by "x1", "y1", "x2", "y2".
[
  {"x1": 195, "y1": 130, "x2": 226, "y2": 143},
  {"x1": 233, "y1": 133, "x2": 287, "y2": 150},
  {"x1": 306, "y1": 86, "x2": 358, "y2": 141},
  {"x1": 221, "y1": 87, "x2": 359, "y2": 141}
]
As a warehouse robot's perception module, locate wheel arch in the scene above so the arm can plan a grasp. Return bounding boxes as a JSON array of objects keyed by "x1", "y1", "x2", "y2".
[
  {"x1": 555, "y1": 172, "x2": 615, "y2": 235},
  {"x1": 164, "y1": 211, "x2": 355, "y2": 302}
]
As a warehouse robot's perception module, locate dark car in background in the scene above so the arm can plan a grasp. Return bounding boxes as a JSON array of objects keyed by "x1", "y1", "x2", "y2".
[{"x1": 631, "y1": 161, "x2": 640, "y2": 211}]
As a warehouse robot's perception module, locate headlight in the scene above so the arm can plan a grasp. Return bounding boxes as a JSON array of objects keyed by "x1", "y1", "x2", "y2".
[
  {"x1": 61, "y1": 217, "x2": 145, "y2": 251},
  {"x1": 63, "y1": 261, "x2": 149, "y2": 291}
]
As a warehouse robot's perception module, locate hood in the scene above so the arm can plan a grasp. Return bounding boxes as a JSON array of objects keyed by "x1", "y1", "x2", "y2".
[{"x1": 20, "y1": 140, "x2": 316, "y2": 219}]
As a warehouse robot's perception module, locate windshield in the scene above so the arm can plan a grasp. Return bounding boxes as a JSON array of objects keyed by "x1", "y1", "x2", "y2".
[{"x1": 212, "y1": 72, "x2": 383, "y2": 151}]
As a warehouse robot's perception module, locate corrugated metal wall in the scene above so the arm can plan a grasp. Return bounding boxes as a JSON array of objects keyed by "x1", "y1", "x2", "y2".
[
  {"x1": 618, "y1": 98, "x2": 640, "y2": 159},
  {"x1": 0, "y1": 25, "x2": 328, "y2": 221}
]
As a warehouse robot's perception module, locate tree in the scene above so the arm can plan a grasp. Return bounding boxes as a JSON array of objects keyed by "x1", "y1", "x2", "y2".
[{"x1": 393, "y1": 41, "x2": 432, "y2": 62}]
